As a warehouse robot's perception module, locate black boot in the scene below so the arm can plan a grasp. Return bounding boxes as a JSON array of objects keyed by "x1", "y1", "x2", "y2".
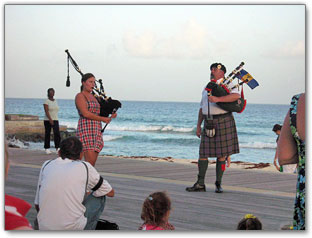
[
  {"x1": 186, "y1": 182, "x2": 206, "y2": 192},
  {"x1": 215, "y1": 181, "x2": 223, "y2": 193}
]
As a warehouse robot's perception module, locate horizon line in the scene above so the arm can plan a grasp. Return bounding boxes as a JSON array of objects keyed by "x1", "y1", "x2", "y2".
[{"x1": 4, "y1": 97, "x2": 289, "y2": 106}]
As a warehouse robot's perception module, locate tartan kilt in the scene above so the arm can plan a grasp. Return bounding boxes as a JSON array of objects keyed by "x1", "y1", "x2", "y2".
[{"x1": 199, "y1": 113, "x2": 239, "y2": 158}]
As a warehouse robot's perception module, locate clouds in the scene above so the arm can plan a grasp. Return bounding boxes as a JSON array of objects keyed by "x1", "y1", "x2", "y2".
[
  {"x1": 263, "y1": 40, "x2": 305, "y2": 59},
  {"x1": 278, "y1": 40, "x2": 305, "y2": 57},
  {"x1": 123, "y1": 19, "x2": 223, "y2": 59}
]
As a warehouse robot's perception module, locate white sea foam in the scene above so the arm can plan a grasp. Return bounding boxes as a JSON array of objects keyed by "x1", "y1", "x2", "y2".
[
  {"x1": 107, "y1": 124, "x2": 194, "y2": 133},
  {"x1": 240, "y1": 142, "x2": 276, "y2": 149},
  {"x1": 102, "y1": 135, "x2": 124, "y2": 142},
  {"x1": 7, "y1": 137, "x2": 29, "y2": 149},
  {"x1": 61, "y1": 121, "x2": 77, "y2": 129}
]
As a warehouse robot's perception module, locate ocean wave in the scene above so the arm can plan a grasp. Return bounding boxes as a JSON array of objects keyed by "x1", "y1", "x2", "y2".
[
  {"x1": 240, "y1": 142, "x2": 276, "y2": 149},
  {"x1": 107, "y1": 125, "x2": 195, "y2": 134},
  {"x1": 61, "y1": 121, "x2": 77, "y2": 129},
  {"x1": 102, "y1": 135, "x2": 124, "y2": 142}
]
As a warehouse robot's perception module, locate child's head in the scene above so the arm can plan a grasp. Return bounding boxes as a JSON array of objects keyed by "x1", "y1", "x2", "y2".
[
  {"x1": 237, "y1": 214, "x2": 262, "y2": 230},
  {"x1": 141, "y1": 191, "x2": 171, "y2": 226}
]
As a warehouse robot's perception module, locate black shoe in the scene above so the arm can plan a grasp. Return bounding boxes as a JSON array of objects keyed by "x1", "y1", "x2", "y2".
[
  {"x1": 215, "y1": 181, "x2": 223, "y2": 193},
  {"x1": 186, "y1": 183, "x2": 206, "y2": 192}
]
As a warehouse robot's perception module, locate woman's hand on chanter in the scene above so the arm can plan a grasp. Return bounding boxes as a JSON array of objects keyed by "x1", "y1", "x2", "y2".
[
  {"x1": 103, "y1": 117, "x2": 112, "y2": 124},
  {"x1": 111, "y1": 112, "x2": 117, "y2": 119}
]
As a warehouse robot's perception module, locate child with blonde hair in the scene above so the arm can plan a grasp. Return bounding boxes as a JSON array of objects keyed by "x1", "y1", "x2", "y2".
[
  {"x1": 237, "y1": 214, "x2": 262, "y2": 230},
  {"x1": 139, "y1": 191, "x2": 175, "y2": 230}
]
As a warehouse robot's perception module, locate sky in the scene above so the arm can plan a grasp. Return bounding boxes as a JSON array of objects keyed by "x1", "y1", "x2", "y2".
[{"x1": 3, "y1": 3, "x2": 306, "y2": 105}]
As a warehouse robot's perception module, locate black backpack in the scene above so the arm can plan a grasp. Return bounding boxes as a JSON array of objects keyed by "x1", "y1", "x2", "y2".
[{"x1": 95, "y1": 219, "x2": 119, "y2": 230}]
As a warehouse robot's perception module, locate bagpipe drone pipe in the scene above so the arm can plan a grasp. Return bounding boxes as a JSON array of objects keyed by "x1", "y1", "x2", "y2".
[
  {"x1": 205, "y1": 62, "x2": 259, "y2": 113},
  {"x1": 65, "y1": 49, "x2": 122, "y2": 132}
]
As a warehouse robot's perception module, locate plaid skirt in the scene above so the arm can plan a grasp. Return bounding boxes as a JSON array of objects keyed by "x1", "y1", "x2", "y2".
[
  {"x1": 199, "y1": 113, "x2": 239, "y2": 158},
  {"x1": 77, "y1": 117, "x2": 104, "y2": 153}
]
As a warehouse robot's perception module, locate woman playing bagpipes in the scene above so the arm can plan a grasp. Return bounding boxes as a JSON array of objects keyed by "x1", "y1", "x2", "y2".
[
  {"x1": 75, "y1": 73, "x2": 117, "y2": 166},
  {"x1": 186, "y1": 63, "x2": 240, "y2": 193}
]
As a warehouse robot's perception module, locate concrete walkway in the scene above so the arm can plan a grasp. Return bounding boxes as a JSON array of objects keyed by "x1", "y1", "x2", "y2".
[{"x1": 5, "y1": 148, "x2": 297, "y2": 230}]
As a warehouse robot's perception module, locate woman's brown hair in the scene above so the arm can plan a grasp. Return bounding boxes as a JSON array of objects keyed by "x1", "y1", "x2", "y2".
[{"x1": 80, "y1": 73, "x2": 95, "y2": 92}]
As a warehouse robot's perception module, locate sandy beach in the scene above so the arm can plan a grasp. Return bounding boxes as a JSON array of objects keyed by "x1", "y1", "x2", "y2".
[
  {"x1": 98, "y1": 153, "x2": 278, "y2": 172},
  {"x1": 5, "y1": 147, "x2": 297, "y2": 230}
]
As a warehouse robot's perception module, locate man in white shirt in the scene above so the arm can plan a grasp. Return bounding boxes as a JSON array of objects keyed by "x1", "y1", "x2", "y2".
[
  {"x1": 34, "y1": 136, "x2": 114, "y2": 230},
  {"x1": 186, "y1": 63, "x2": 240, "y2": 193}
]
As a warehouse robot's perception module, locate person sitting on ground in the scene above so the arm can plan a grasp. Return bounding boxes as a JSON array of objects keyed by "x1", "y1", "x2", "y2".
[
  {"x1": 139, "y1": 191, "x2": 175, "y2": 230},
  {"x1": 273, "y1": 124, "x2": 297, "y2": 173},
  {"x1": 237, "y1": 214, "x2": 262, "y2": 230},
  {"x1": 34, "y1": 136, "x2": 115, "y2": 230},
  {"x1": 5, "y1": 142, "x2": 33, "y2": 230}
]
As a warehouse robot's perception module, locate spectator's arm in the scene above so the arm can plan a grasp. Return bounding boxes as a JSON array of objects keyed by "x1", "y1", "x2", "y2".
[
  {"x1": 106, "y1": 189, "x2": 115, "y2": 197},
  {"x1": 277, "y1": 110, "x2": 298, "y2": 166},
  {"x1": 86, "y1": 162, "x2": 114, "y2": 197}
]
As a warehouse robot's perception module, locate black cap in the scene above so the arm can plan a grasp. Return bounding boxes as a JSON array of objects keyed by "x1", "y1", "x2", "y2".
[
  {"x1": 210, "y1": 63, "x2": 226, "y2": 74},
  {"x1": 272, "y1": 124, "x2": 282, "y2": 132}
]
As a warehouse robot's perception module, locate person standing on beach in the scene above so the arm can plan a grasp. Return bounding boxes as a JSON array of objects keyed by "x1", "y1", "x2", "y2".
[
  {"x1": 75, "y1": 73, "x2": 117, "y2": 166},
  {"x1": 43, "y1": 88, "x2": 61, "y2": 154},
  {"x1": 34, "y1": 136, "x2": 115, "y2": 230},
  {"x1": 272, "y1": 124, "x2": 296, "y2": 173},
  {"x1": 273, "y1": 124, "x2": 282, "y2": 171},
  {"x1": 186, "y1": 63, "x2": 240, "y2": 193},
  {"x1": 278, "y1": 93, "x2": 305, "y2": 230}
]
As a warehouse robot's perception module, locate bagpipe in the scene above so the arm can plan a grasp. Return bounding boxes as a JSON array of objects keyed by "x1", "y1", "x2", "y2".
[
  {"x1": 65, "y1": 49, "x2": 122, "y2": 132},
  {"x1": 205, "y1": 62, "x2": 259, "y2": 113}
]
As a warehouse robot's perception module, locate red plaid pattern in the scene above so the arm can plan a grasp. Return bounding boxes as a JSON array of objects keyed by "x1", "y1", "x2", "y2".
[
  {"x1": 77, "y1": 99, "x2": 104, "y2": 153},
  {"x1": 199, "y1": 113, "x2": 239, "y2": 158}
]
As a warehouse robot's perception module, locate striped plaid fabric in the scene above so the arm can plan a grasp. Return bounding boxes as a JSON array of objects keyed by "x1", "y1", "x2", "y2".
[
  {"x1": 77, "y1": 99, "x2": 104, "y2": 153},
  {"x1": 199, "y1": 113, "x2": 239, "y2": 158}
]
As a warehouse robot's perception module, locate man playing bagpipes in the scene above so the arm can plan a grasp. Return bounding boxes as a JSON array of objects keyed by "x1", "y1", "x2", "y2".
[{"x1": 186, "y1": 63, "x2": 240, "y2": 193}]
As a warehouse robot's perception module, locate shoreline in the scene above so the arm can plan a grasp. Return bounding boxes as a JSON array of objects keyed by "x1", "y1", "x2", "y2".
[
  {"x1": 8, "y1": 145, "x2": 279, "y2": 173},
  {"x1": 10, "y1": 145, "x2": 279, "y2": 173},
  {"x1": 7, "y1": 137, "x2": 279, "y2": 173},
  {"x1": 100, "y1": 154, "x2": 278, "y2": 172}
]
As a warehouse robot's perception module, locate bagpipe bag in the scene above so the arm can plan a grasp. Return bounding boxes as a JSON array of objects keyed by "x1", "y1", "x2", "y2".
[
  {"x1": 206, "y1": 81, "x2": 246, "y2": 113},
  {"x1": 95, "y1": 96, "x2": 122, "y2": 117}
]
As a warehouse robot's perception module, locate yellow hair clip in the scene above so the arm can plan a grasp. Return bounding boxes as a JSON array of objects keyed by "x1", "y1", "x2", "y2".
[
  {"x1": 217, "y1": 64, "x2": 222, "y2": 69},
  {"x1": 244, "y1": 214, "x2": 256, "y2": 219}
]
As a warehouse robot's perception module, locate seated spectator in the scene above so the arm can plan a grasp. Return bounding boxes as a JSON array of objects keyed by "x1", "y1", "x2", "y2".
[
  {"x1": 139, "y1": 191, "x2": 175, "y2": 230},
  {"x1": 5, "y1": 142, "x2": 33, "y2": 230},
  {"x1": 34, "y1": 136, "x2": 114, "y2": 230},
  {"x1": 237, "y1": 214, "x2": 262, "y2": 230}
]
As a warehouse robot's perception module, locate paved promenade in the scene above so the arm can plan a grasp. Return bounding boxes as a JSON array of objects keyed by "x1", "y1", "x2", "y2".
[{"x1": 5, "y1": 148, "x2": 297, "y2": 231}]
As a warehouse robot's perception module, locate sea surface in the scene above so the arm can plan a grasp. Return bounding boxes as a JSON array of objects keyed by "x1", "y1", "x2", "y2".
[{"x1": 5, "y1": 98, "x2": 290, "y2": 164}]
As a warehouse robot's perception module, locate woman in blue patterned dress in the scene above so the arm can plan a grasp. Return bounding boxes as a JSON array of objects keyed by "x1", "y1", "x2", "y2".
[
  {"x1": 278, "y1": 93, "x2": 305, "y2": 230},
  {"x1": 75, "y1": 73, "x2": 117, "y2": 166}
]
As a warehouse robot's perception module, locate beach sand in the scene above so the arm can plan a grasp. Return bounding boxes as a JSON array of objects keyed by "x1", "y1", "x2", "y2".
[
  {"x1": 5, "y1": 147, "x2": 297, "y2": 230},
  {"x1": 101, "y1": 154, "x2": 278, "y2": 172}
]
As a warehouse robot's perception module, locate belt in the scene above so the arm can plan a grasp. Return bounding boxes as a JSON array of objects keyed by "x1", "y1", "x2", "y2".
[{"x1": 207, "y1": 112, "x2": 231, "y2": 119}]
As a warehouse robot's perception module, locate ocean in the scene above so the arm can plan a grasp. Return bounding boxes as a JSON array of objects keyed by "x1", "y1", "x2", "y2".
[{"x1": 5, "y1": 98, "x2": 290, "y2": 164}]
